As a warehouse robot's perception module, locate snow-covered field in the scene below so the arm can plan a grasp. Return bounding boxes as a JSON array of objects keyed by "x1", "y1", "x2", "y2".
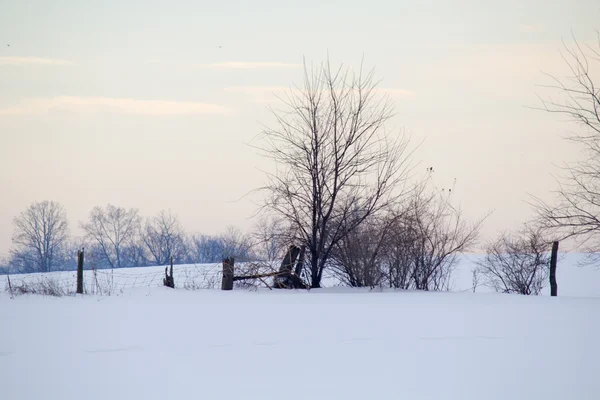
[{"x1": 1, "y1": 254, "x2": 599, "y2": 399}]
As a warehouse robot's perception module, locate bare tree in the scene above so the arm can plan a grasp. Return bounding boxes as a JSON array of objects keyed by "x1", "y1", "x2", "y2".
[
  {"x1": 10, "y1": 200, "x2": 69, "y2": 273},
  {"x1": 384, "y1": 180, "x2": 484, "y2": 291},
  {"x1": 82, "y1": 204, "x2": 141, "y2": 269},
  {"x1": 142, "y1": 210, "x2": 187, "y2": 266},
  {"x1": 533, "y1": 32, "x2": 600, "y2": 259},
  {"x1": 218, "y1": 226, "x2": 254, "y2": 261},
  {"x1": 476, "y1": 226, "x2": 551, "y2": 295},
  {"x1": 256, "y1": 58, "x2": 413, "y2": 288},
  {"x1": 251, "y1": 215, "x2": 289, "y2": 261}
]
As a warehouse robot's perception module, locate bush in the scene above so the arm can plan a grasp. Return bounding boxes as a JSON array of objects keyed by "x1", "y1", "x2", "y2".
[{"x1": 476, "y1": 226, "x2": 551, "y2": 295}]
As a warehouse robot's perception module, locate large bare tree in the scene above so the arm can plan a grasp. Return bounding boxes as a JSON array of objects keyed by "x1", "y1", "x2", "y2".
[
  {"x1": 11, "y1": 200, "x2": 69, "y2": 273},
  {"x1": 256, "y1": 59, "x2": 413, "y2": 288},
  {"x1": 82, "y1": 204, "x2": 141, "y2": 269},
  {"x1": 533, "y1": 32, "x2": 600, "y2": 258}
]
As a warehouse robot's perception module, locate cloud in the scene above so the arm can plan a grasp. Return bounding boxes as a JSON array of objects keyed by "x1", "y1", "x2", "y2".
[
  {"x1": 197, "y1": 62, "x2": 301, "y2": 69},
  {"x1": 0, "y1": 57, "x2": 73, "y2": 66},
  {"x1": 225, "y1": 86, "x2": 289, "y2": 94},
  {"x1": 520, "y1": 24, "x2": 543, "y2": 33},
  {"x1": 379, "y1": 88, "x2": 416, "y2": 98},
  {"x1": 0, "y1": 96, "x2": 231, "y2": 116},
  {"x1": 224, "y1": 86, "x2": 290, "y2": 103},
  {"x1": 225, "y1": 86, "x2": 415, "y2": 104}
]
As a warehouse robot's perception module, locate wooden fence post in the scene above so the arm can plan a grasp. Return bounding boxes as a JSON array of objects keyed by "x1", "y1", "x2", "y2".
[
  {"x1": 222, "y1": 257, "x2": 234, "y2": 290},
  {"x1": 163, "y1": 256, "x2": 175, "y2": 288},
  {"x1": 76, "y1": 248, "x2": 84, "y2": 294},
  {"x1": 550, "y1": 241, "x2": 559, "y2": 297}
]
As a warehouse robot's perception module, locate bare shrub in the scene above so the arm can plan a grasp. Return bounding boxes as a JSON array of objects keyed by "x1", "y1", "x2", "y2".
[
  {"x1": 329, "y1": 214, "x2": 387, "y2": 288},
  {"x1": 383, "y1": 178, "x2": 484, "y2": 291},
  {"x1": 9, "y1": 277, "x2": 73, "y2": 297},
  {"x1": 476, "y1": 226, "x2": 551, "y2": 295},
  {"x1": 327, "y1": 175, "x2": 485, "y2": 291}
]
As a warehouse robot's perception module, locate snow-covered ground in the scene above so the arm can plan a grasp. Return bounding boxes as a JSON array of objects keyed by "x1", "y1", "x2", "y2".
[{"x1": 1, "y1": 254, "x2": 599, "y2": 399}]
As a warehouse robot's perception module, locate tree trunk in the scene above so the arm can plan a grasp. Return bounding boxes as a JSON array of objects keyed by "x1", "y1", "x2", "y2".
[
  {"x1": 310, "y1": 250, "x2": 321, "y2": 288},
  {"x1": 550, "y1": 241, "x2": 559, "y2": 296}
]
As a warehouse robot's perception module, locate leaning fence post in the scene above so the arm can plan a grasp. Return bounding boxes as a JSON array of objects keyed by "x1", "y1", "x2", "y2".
[
  {"x1": 76, "y1": 248, "x2": 84, "y2": 294},
  {"x1": 221, "y1": 257, "x2": 234, "y2": 290},
  {"x1": 550, "y1": 241, "x2": 559, "y2": 296}
]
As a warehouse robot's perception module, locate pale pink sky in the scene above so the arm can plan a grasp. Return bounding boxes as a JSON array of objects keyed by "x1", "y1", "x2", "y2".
[{"x1": 0, "y1": 0, "x2": 599, "y2": 255}]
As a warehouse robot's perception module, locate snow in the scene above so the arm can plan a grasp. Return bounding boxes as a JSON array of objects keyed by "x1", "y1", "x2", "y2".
[{"x1": 1, "y1": 255, "x2": 600, "y2": 399}]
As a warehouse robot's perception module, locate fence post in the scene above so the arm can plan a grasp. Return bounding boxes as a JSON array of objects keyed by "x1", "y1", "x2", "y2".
[
  {"x1": 550, "y1": 241, "x2": 559, "y2": 296},
  {"x1": 222, "y1": 257, "x2": 234, "y2": 290},
  {"x1": 163, "y1": 256, "x2": 175, "y2": 288},
  {"x1": 76, "y1": 248, "x2": 84, "y2": 294}
]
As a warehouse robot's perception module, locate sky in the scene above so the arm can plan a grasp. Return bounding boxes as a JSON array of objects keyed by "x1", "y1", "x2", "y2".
[{"x1": 0, "y1": 0, "x2": 599, "y2": 256}]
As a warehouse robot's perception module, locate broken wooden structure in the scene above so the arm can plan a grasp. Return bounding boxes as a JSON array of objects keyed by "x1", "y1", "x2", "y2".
[
  {"x1": 163, "y1": 257, "x2": 175, "y2": 289},
  {"x1": 272, "y1": 245, "x2": 307, "y2": 289},
  {"x1": 220, "y1": 245, "x2": 308, "y2": 290}
]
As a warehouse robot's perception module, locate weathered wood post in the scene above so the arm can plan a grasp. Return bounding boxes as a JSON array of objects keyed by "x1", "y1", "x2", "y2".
[
  {"x1": 273, "y1": 246, "x2": 300, "y2": 288},
  {"x1": 76, "y1": 248, "x2": 84, "y2": 294},
  {"x1": 293, "y1": 245, "x2": 306, "y2": 277},
  {"x1": 222, "y1": 257, "x2": 234, "y2": 290},
  {"x1": 550, "y1": 241, "x2": 559, "y2": 296},
  {"x1": 163, "y1": 256, "x2": 175, "y2": 288}
]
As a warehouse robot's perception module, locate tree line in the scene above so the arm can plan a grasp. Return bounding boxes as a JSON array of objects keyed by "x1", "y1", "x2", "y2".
[{"x1": 3, "y1": 202, "x2": 275, "y2": 274}]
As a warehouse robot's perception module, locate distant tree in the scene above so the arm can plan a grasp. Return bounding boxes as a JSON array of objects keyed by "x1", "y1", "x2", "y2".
[
  {"x1": 476, "y1": 226, "x2": 551, "y2": 295},
  {"x1": 533, "y1": 32, "x2": 600, "y2": 261},
  {"x1": 256, "y1": 58, "x2": 413, "y2": 288},
  {"x1": 0, "y1": 253, "x2": 10, "y2": 274},
  {"x1": 142, "y1": 210, "x2": 187, "y2": 266},
  {"x1": 187, "y1": 234, "x2": 223, "y2": 264},
  {"x1": 218, "y1": 226, "x2": 254, "y2": 261},
  {"x1": 82, "y1": 204, "x2": 141, "y2": 269},
  {"x1": 251, "y1": 215, "x2": 288, "y2": 261},
  {"x1": 10, "y1": 200, "x2": 69, "y2": 273},
  {"x1": 121, "y1": 241, "x2": 146, "y2": 268}
]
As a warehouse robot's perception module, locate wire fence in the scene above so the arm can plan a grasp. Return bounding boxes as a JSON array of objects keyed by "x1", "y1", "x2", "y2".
[{"x1": 2, "y1": 263, "x2": 225, "y2": 297}]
